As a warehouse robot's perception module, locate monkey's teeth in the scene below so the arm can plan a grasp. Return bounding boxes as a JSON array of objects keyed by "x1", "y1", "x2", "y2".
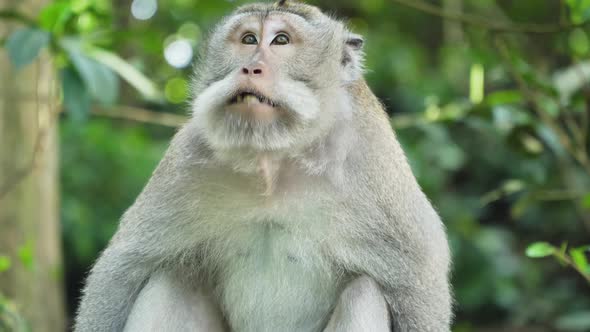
[
  {"x1": 230, "y1": 92, "x2": 276, "y2": 108},
  {"x1": 244, "y1": 95, "x2": 258, "y2": 104}
]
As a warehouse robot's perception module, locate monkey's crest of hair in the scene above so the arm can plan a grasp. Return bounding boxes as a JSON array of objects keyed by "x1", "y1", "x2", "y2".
[
  {"x1": 235, "y1": 0, "x2": 325, "y2": 22},
  {"x1": 276, "y1": 0, "x2": 304, "y2": 7}
]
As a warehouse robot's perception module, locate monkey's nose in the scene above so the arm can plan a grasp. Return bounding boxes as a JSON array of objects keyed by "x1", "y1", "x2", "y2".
[{"x1": 241, "y1": 63, "x2": 265, "y2": 76}]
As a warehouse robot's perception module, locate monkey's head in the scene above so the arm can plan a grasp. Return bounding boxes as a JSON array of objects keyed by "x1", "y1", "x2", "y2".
[{"x1": 190, "y1": 1, "x2": 364, "y2": 152}]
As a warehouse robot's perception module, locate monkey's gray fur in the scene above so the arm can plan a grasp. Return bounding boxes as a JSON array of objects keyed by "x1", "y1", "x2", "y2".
[{"x1": 74, "y1": 1, "x2": 453, "y2": 331}]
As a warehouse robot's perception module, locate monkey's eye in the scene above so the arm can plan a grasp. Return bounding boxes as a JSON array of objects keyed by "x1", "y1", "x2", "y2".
[
  {"x1": 271, "y1": 33, "x2": 290, "y2": 45},
  {"x1": 241, "y1": 33, "x2": 258, "y2": 45}
]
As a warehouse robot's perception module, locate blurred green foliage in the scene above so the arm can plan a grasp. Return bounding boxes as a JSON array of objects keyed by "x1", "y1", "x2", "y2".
[
  {"x1": 60, "y1": 120, "x2": 169, "y2": 308},
  {"x1": 2, "y1": 0, "x2": 590, "y2": 331},
  {"x1": 0, "y1": 258, "x2": 30, "y2": 332},
  {"x1": 0, "y1": 293, "x2": 30, "y2": 332}
]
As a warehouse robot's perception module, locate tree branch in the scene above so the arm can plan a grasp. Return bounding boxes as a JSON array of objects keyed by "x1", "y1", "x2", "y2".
[
  {"x1": 0, "y1": 125, "x2": 46, "y2": 200},
  {"x1": 390, "y1": 0, "x2": 590, "y2": 34},
  {"x1": 0, "y1": 9, "x2": 37, "y2": 27},
  {"x1": 92, "y1": 106, "x2": 188, "y2": 127},
  {"x1": 0, "y1": 106, "x2": 185, "y2": 200}
]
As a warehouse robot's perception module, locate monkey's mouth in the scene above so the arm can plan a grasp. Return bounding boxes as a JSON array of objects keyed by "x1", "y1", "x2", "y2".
[
  {"x1": 228, "y1": 90, "x2": 278, "y2": 108},
  {"x1": 223, "y1": 89, "x2": 286, "y2": 122}
]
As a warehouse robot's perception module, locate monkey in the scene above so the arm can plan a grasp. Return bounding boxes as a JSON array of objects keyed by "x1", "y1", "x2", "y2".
[{"x1": 74, "y1": 1, "x2": 453, "y2": 331}]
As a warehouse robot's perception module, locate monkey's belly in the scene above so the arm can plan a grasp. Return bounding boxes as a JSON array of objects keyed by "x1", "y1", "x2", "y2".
[{"x1": 214, "y1": 222, "x2": 339, "y2": 332}]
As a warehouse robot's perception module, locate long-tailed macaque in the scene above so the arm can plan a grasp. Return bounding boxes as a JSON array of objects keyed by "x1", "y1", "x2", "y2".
[{"x1": 75, "y1": 1, "x2": 453, "y2": 331}]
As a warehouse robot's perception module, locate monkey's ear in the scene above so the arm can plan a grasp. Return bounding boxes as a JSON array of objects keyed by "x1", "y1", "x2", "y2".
[
  {"x1": 346, "y1": 35, "x2": 364, "y2": 51},
  {"x1": 342, "y1": 33, "x2": 365, "y2": 82}
]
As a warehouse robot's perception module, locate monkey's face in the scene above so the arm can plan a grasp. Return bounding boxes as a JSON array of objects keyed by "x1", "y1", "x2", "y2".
[{"x1": 191, "y1": 3, "x2": 364, "y2": 152}]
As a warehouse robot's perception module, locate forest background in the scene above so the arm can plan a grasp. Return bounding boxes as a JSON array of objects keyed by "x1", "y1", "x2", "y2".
[{"x1": 1, "y1": 0, "x2": 590, "y2": 331}]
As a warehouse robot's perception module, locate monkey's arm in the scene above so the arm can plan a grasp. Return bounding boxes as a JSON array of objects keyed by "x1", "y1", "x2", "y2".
[
  {"x1": 336, "y1": 198, "x2": 452, "y2": 332},
  {"x1": 74, "y1": 232, "x2": 156, "y2": 331},
  {"x1": 375, "y1": 215, "x2": 452, "y2": 332},
  {"x1": 335, "y1": 106, "x2": 453, "y2": 331},
  {"x1": 74, "y1": 209, "x2": 186, "y2": 331},
  {"x1": 75, "y1": 149, "x2": 205, "y2": 332}
]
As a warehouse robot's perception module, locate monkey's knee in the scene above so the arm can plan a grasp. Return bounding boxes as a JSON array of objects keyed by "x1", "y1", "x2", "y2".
[
  {"x1": 324, "y1": 276, "x2": 390, "y2": 332},
  {"x1": 124, "y1": 272, "x2": 226, "y2": 332}
]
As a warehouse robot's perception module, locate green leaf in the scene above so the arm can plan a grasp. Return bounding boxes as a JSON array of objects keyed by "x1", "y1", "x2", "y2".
[
  {"x1": 71, "y1": 0, "x2": 93, "y2": 13},
  {"x1": 88, "y1": 48, "x2": 162, "y2": 101},
  {"x1": 5, "y1": 28, "x2": 51, "y2": 70},
  {"x1": 38, "y1": 1, "x2": 72, "y2": 35},
  {"x1": 0, "y1": 256, "x2": 11, "y2": 273},
  {"x1": 526, "y1": 242, "x2": 556, "y2": 258},
  {"x1": 502, "y1": 179, "x2": 526, "y2": 194},
  {"x1": 569, "y1": 28, "x2": 590, "y2": 56},
  {"x1": 60, "y1": 38, "x2": 119, "y2": 105},
  {"x1": 520, "y1": 134, "x2": 543, "y2": 154},
  {"x1": 485, "y1": 90, "x2": 523, "y2": 107},
  {"x1": 61, "y1": 68, "x2": 91, "y2": 122},
  {"x1": 469, "y1": 63, "x2": 485, "y2": 104},
  {"x1": 570, "y1": 247, "x2": 590, "y2": 274},
  {"x1": 567, "y1": 0, "x2": 590, "y2": 23},
  {"x1": 582, "y1": 193, "x2": 590, "y2": 209}
]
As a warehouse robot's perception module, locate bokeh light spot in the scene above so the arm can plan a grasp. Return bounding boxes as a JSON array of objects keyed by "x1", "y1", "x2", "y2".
[
  {"x1": 131, "y1": 0, "x2": 158, "y2": 21},
  {"x1": 164, "y1": 39, "x2": 194, "y2": 68}
]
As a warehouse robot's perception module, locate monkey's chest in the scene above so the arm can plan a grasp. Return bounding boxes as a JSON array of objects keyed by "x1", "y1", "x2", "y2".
[{"x1": 212, "y1": 222, "x2": 339, "y2": 332}]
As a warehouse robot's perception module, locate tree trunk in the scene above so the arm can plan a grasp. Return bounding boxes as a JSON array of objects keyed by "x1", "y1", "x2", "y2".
[{"x1": 0, "y1": 0, "x2": 66, "y2": 331}]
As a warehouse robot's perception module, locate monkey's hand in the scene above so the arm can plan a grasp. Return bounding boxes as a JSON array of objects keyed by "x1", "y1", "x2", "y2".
[{"x1": 324, "y1": 276, "x2": 390, "y2": 332}]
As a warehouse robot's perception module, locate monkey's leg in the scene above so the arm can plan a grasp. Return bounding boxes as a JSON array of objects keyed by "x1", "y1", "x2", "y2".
[
  {"x1": 324, "y1": 276, "x2": 390, "y2": 332},
  {"x1": 124, "y1": 272, "x2": 227, "y2": 332}
]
